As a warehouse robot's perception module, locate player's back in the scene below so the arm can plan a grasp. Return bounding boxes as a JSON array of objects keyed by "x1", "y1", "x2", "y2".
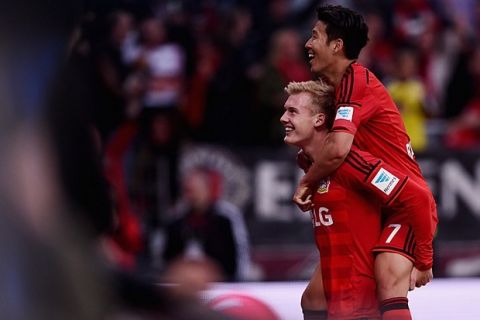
[
  {"x1": 311, "y1": 178, "x2": 381, "y2": 319},
  {"x1": 333, "y1": 62, "x2": 428, "y2": 189}
]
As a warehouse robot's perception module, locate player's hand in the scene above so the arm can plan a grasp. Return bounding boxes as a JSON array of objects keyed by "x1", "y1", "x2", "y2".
[
  {"x1": 415, "y1": 267, "x2": 433, "y2": 287},
  {"x1": 293, "y1": 183, "x2": 314, "y2": 212},
  {"x1": 409, "y1": 267, "x2": 433, "y2": 290},
  {"x1": 296, "y1": 149, "x2": 313, "y2": 173}
]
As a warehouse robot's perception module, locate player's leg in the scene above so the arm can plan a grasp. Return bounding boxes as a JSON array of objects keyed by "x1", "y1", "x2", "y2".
[
  {"x1": 373, "y1": 221, "x2": 416, "y2": 320},
  {"x1": 301, "y1": 263, "x2": 327, "y2": 320},
  {"x1": 375, "y1": 252, "x2": 413, "y2": 320}
]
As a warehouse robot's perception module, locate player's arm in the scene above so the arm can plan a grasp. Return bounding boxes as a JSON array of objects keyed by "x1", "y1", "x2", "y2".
[
  {"x1": 295, "y1": 68, "x2": 371, "y2": 211},
  {"x1": 293, "y1": 131, "x2": 353, "y2": 211}
]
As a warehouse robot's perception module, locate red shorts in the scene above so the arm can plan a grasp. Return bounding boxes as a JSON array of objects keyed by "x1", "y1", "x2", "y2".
[
  {"x1": 372, "y1": 188, "x2": 437, "y2": 266},
  {"x1": 326, "y1": 275, "x2": 381, "y2": 320},
  {"x1": 372, "y1": 222, "x2": 415, "y2": 262}
]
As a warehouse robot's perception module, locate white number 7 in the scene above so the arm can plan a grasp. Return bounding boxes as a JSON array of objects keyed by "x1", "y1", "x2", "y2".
[{"x1": 385, "y1": 224, "x2": 401, "y2": 243}]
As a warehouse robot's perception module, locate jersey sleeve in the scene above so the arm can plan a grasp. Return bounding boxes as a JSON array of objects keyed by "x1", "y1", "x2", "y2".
[
  {"x1": 332, "y1": 67, "x2": 379, "y2": 135},
  {"x1": 334, "y1": 148, "x2": 409, "y2": 206}
]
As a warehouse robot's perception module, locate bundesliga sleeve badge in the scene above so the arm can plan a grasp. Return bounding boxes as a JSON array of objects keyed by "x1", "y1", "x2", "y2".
[
  {"x1": 335, "y1": 106, "x2": 354, "y2": 121},
  {"x1": 370, "y1": 168, "x2": 399, "y2": 195}
]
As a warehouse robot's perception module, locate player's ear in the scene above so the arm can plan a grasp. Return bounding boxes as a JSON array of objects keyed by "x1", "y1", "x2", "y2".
[
  {"x1": 333, "y1": 38, "x2": 344, "y2": 54},
  {"x1": 314, "y1": 113, "x2": 325, "y2": 128}
]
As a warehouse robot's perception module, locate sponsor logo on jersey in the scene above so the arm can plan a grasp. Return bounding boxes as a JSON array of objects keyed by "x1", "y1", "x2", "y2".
[
  {"x1": 371, "y1": 168, "x2": 399, "y2": 195},
  {"x1": 335, "y1": 106, "x2": 354, "y2": 121},
  {"x1": 317, "y1": 178, "x2": 330, "y2": 194}
]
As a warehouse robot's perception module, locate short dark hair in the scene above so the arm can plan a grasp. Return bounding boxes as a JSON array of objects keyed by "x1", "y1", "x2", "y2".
[{"x1": 316, "y1": 5, "x2": 369, "y2": 59}]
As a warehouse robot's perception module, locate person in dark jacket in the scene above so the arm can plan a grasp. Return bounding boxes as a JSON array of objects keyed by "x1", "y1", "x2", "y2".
[{"x1": 162, "y1": 166, "x2": 250, "y2": 281}]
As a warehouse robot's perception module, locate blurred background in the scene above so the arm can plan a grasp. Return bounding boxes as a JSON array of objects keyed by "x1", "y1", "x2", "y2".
[{"x1": 1, "y1": 0, "x2": 480, "y2": 319}]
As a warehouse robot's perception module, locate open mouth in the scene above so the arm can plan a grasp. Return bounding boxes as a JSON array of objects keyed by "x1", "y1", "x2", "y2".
[{"x1": 308, "y1": 52, "x2": 314, "y2": 63}]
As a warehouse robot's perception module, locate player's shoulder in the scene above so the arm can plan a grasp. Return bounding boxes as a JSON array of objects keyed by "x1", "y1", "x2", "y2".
[{"x1": 337, "y1": 62, "x2": 373, "y2": 105}]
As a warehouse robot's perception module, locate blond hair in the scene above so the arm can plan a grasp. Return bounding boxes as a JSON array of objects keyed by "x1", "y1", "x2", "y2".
[{"x1": 285, "y1": 79, "x2": 336, "y2": 128}]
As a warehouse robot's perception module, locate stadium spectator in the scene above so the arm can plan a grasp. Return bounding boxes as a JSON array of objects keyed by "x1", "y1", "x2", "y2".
[
  {"x1": 255, "y1": 28, "x2": 311, "y2": 146},
  {"x1": 200, "y1": 5, "x2": 260, "y2": 145},
  {"x1": 387, "y1": 46, "x2": 429, "y2": 152},
  {"x1": 445, "y1": 45, "x2": 480, "y2": 149},
  {"x1": 69, "y1": 9, "x2": 135, "y2": 142},
  {"x1": 162, "y1": 166, "x2": 251, "y2": 281},
  {"x1": 182, "y1": 36, "x2": 223, "y2": 139},
  {"x1": 358, "y1": 10, "x2": 394, "y2": 80}
]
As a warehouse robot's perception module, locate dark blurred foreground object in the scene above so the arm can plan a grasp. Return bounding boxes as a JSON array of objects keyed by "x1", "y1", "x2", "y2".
[
  {"x1": 0, "y1": 199, "x2": 113, "y2": 320},
  {"x1": 0, "y1": 1, "x2": 230, "y2": 319},
  {"x1": 0, "y1": 0, "x2": 115, "y2": 237}
]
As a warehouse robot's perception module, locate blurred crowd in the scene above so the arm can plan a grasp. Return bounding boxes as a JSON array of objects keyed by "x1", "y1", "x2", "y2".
[
  {"x1": 70, "y1": 0, "x2": 480, "y2": 152},
  {"x1": 59, "y1": 0, "x2": 321, "y2": 281},
  {"x1": 65, "y1": 0, "x2": 480, "y2": 273},
  {"x1": 2, "y1": 0, "x2": 480, "y2": 319}
]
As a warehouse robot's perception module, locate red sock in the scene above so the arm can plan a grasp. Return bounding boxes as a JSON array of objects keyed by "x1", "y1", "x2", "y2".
[{"x1": 380, "y1": 297, "x2": 412, "y2": 320}]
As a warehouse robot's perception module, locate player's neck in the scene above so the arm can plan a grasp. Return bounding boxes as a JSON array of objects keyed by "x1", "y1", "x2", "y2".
[
  {"x1": 322, "y1": 58, "x2": 355, "y2": 87},
  {"x1": 303, "y1": 130, "x2": 328, "y2": 161}
]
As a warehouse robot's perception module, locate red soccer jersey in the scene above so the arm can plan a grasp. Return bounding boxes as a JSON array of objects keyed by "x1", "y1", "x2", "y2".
[
  {"x1": 336, "y1": 147, "x2": 437, "y2": 270},
  {"x1": 331, "y1": 62, "x2": 438, "y2": 269},
  {"x1": 312, "y1": 178, "x2": 381, "y2": 319},
  {"x1": 332, "y1": 62, "x2": 427, "y2": 189}
]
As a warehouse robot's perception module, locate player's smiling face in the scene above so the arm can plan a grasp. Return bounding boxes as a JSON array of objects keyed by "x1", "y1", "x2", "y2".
[
  {"x1": 280, "y1": 92, "x2": 318, "y2": 147},
  {"x1": 305, "y1": 21, "x2": 337, "y2": 74}
]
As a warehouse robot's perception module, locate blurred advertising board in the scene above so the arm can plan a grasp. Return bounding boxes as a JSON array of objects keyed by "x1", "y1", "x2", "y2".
[{"x1": 180, "y1": 145, "x2": 480, "y2": 279}]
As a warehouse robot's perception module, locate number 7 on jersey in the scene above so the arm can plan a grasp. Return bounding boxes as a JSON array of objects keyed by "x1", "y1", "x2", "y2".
[{"x1": 385, "y1": 224, "x2": 401, "y2": 243}]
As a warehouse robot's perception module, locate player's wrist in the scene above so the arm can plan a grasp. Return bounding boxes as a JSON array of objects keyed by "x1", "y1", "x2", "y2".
[{"x1": 414, "y1": 261, "x2": 432, "y2": 271}]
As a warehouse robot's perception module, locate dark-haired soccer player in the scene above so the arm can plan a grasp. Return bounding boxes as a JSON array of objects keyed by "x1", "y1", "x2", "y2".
[
  {"x1": 281, "y1": 79, "x2": 434, "y2": 319},
  {"x1": 293, "y1": 5, "x2": 438, "y2": 320}
]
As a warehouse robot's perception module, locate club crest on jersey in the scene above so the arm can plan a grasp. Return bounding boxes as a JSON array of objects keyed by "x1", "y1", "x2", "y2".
[
  {"x1": 335, "y1": 106, "x2": 353, "y2": 121},
  {"x1": 371, "y1": 168, "x2": 399, "y2": 195},
  {"x1": 317, "y1": 178, "x2": 330, "y2": 194}
]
